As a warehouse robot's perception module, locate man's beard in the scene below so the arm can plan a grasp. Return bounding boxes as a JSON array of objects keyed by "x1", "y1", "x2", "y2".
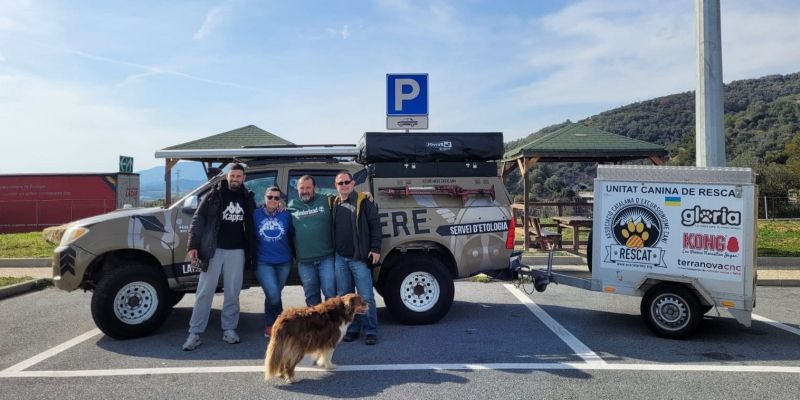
[{"x1": 299, "y1": 193, "x2": 313, "y2": 201}]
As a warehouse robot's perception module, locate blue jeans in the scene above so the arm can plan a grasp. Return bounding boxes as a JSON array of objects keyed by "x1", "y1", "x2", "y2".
[
  {"x1": 334, "y1": 255, "x2": 378, "y2": 336},
  {"x1": 255, "y1": 261, "x2": 291, "y2": 327},
  {"x1": 298, "y1": 256, "x2": 336, "y2": 306}
]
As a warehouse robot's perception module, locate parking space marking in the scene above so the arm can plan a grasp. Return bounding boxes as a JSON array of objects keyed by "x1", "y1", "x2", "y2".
[
  {"x1": 0, "y1": 328, "x2": 102, "y2": 377},
  {"x1": 752, "y1": 313, "x2": 800, "y2": 337},
  {"x1": 503, "y1": 284, "x2": 606, "y2": 365},
  {"x1": 4, "y1": 362, "x2": 800, "y2": 378}
]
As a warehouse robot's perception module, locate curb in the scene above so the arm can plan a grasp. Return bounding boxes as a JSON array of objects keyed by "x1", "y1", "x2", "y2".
[
  {"x1": 0, "y1": 278, "x2": 53, "y2": 300},
  {"x1": 0, "y1": 258, "x2": 50, "y2": 268}
]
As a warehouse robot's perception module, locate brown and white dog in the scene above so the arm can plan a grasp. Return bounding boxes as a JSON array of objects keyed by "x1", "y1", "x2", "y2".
[{"x1": 264, "y1": 293, "x2": 368, "y2": 383}]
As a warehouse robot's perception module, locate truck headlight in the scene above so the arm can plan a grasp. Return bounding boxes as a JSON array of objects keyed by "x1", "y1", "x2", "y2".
[{"x1": 60, "y1": 227, "x2": 89, "y2": 246}]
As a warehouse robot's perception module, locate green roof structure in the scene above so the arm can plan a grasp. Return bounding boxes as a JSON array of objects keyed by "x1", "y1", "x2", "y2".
[
  {"x1": 161, "y1": 125, "x2": 293, "y2": 151},
  {"x1": 501, "y1": 123, "x2": 668, "y2": 251},
  {"x1": 156, "y1": 125, "x2": 293, "y2": 203},
  {"x1": 503, "y1": 123, "x2": 667, "y2": 163}
]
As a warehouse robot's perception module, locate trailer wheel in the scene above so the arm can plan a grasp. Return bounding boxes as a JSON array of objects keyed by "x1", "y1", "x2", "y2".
[
  {"x1": 641, "y1": 283, "x2": 702, "y2": 339},
  {"x1": 384, "y1": 254, "x2": 454, "y2": 325},
  {"x1": 91, "y1": 265, "x2": 172, "y2": 339},
  {"x1": 586, "y1": 230, "x2": 593, "y2": 273}
]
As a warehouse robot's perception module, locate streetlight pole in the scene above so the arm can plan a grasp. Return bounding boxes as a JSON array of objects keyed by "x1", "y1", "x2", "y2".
[{"x1": 695, "y1": 0, "x2": 726, "y2": 167}]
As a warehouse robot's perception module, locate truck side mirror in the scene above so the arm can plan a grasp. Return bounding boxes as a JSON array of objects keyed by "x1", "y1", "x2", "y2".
[{"x1": 182, "y1": 195, "x2": 199, "y2": 214}]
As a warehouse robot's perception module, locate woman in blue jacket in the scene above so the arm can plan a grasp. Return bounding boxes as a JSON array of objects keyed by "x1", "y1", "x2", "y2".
[{"x1": 253, "y1": 186, "x2": 294, "y2": 338}]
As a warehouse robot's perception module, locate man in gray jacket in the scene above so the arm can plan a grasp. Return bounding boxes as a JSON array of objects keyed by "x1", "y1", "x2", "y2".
[{"x1": 333, "y1": 170, "x2": 382, "y2": 345}]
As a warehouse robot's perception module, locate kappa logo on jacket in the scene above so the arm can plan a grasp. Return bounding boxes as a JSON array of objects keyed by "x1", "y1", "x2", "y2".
[{"x1": 222, "y1": 202, "x2": 244, "y2": 222}]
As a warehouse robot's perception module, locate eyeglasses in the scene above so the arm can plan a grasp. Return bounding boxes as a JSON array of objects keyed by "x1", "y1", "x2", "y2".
[
  {"x1": 265, "y1": 195, "x2": 281, "y2": 200},
  {"x1": 336, "y1": 180, "x2": 352, "y2": 186}
]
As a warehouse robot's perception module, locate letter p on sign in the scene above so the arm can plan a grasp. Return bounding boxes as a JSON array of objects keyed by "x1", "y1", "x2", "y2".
[{"x1": 394, "y1": 79, "x2": 419, "y2": 111}]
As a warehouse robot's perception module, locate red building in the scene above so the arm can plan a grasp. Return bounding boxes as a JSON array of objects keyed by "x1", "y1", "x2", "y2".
[{"x1": 0, "y1": 173, "x2": 140, "y2": 233}]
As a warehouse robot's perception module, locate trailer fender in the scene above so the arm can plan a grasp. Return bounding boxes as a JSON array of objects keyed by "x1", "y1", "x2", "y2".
[{"x1": 635, "y1": 274, "x2": 714, "y2": 307}]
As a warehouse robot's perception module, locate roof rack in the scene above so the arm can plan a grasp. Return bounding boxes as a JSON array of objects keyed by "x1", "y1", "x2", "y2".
[
  {"x1": 154, "y1": 145, "x2": 358, "y2": 159},
  {"x1": 379, "y1": 184, "x2": 496, "y2": 204}
]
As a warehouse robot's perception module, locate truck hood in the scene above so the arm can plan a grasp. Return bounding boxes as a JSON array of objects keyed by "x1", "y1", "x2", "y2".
[
  {"x1": 46, "y1": 207, "x2": 164, "y2": 244},
  {"x1": 70, "y1": 207, "x2": 164, "y2": 227}
]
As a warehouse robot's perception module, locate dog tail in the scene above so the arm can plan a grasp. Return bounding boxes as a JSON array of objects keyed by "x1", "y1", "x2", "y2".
[{"x1": 265, "y1": 335, "x2": 281, "y2": 381}]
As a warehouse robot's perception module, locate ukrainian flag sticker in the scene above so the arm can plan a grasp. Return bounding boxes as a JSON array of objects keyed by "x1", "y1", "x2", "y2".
[{"x1": 665, "y1": 196, "x2": 681, "y2": 206}]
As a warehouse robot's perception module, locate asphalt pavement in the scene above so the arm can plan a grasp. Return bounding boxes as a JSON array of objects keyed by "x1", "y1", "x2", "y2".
[{"x1": 1, "y1": 282, "x2": 799, "y2": 400}]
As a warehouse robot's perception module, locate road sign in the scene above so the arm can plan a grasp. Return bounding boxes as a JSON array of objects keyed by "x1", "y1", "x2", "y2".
[
  {"x1": 119, "y1": 156, "x2": 133, "y2": 173},
  {"x1": 387, "y1": 73, "x2": 428, "y2": 130}
]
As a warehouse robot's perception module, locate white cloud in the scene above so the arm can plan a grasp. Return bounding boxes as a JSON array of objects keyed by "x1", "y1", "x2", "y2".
[
  {"x1": 0, "y1": 72, "x2": 186, "y2": 173},
  {"x1": 512, "y1": 0, "x2": 693, "y2": 107},
  {"x1": 193, "y1": 1, "x2": 233, "y2": 40},
  {"x1": 510, "y1": 0, "x2": 800, "y2": 109},
  {"x1": 326, "y1": 24, "x2": 350, "y2": 40}
]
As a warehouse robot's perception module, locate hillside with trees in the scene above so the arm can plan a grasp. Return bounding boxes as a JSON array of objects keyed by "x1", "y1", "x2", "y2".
[{"x1": 506, "y1": 72, "x2": 800, "y2": 216}]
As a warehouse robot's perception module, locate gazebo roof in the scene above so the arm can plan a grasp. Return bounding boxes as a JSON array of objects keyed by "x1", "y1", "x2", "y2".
[
  {"x1": 161, "y1": 125, "x2": 293, "y2": 151},
  {"x1": 503, "y1": 123, "x2": 667, "y2": 163}
]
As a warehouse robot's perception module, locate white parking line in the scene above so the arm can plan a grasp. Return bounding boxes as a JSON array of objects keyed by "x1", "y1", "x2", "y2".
[
  {"x1": 503, "y1": 283, "x2": 606, "y2": 365},
  {"x1": 752, "y1": 313, "x2": 800, "y2": 337},
  {"x1": 4, "y1": 362, "x2": 800, "y2": 378},
  {"x1": 0, "y1": 328, "x2": 102, "y2": 377}
]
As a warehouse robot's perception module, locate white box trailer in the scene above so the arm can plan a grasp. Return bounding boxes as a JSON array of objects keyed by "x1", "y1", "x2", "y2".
[{"x1": 515, "y1": 165, "x2": 757, "y2": 339}]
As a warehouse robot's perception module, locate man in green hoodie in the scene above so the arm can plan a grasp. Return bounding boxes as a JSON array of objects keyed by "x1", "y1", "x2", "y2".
[{"x1": 287, "y1": 175, "x2": 336, "y2": 306}]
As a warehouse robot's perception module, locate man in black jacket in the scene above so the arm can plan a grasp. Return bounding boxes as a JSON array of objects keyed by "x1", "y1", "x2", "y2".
[
  {"x1": 182, "y1": 164, "x2": 256, "y2": 351},
  {"x1": 332, "y1": 170, "x2": 382, "y2": 345}
]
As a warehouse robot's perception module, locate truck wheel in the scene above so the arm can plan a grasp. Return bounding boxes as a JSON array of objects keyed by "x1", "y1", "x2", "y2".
[
  {"x1": 384, "y1": 254, "x2": 454, "y2": 325},
  {"x1": 640, "y1": 283, "x2": 702, "y2": 339},
  {"x1": 586, "y1": 230, "x2": 593, "y2": 273},
  {"x1": 91, "y1": 265, "x2": 172, "y2": 339}
]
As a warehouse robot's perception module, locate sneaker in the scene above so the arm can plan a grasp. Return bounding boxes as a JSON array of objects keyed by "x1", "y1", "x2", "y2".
[
  {"x1": 264, "y1": 326, "x2": 272, "y2": 338},
  {"x1": 222, "y1": 329, "x2": 240, "y2": 344},
  {"x1": 182, "y1": 333, "x2": 201, "y2": 351},
  {"x1": 365, "y1": 334, "x2": 378, "y2": 346},
  {"x1": 342, "y1": 332, "x2": 360, "y2": 342}
]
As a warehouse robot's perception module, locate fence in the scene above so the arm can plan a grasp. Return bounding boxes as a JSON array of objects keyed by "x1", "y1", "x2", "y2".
[
  {"x1": 759, "y1": 196, "x2": 800, "y2": 219},
  {"x1": 0, "y1": 199, "x2": 114, "y2": 233},
  {"x1": 517, "y1": 197, "x2": 799, "y2": 220}
]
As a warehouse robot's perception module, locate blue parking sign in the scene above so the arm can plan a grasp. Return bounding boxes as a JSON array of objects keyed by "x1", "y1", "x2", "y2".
[{"x1": 387, "y1": 74, "x2": 428, "y2": 116}]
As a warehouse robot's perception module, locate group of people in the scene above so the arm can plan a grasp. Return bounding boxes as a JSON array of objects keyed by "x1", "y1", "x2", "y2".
[{"x1": 181, "y1": 164, "x2": 382, "y2": 351}]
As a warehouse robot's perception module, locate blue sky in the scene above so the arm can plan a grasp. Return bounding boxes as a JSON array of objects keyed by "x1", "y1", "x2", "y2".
[{"x1": 1, "y1": 0, "x2": 799, "y2": 173}]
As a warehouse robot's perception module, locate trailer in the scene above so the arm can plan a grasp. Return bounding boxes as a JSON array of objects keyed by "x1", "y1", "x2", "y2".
[{"x1": 513, "y1": 165, "x2": 757, "y2": 339}]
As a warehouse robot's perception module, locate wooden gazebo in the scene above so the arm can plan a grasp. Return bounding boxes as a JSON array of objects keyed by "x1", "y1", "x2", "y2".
[
  {"x1": 501, "y1": 123, "x2": 668, "y2": 249},
  {"x1": 155, "y1": 125, "x2": 293, "y2": 204}
]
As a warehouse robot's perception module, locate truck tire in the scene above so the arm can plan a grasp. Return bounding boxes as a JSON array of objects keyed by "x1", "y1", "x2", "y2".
[
  {"x1": 384, "y1": 254, "x2": 455, "y2": 325},
  {"x1": 91, "y1": 265, "x2": 172, "y2": 339},
  {"x1": 640, "y1": 283, "x2": 702, "y2": 339},
  {"x1": 586, "y1": 230, "x2": 593, "y2": 273}
]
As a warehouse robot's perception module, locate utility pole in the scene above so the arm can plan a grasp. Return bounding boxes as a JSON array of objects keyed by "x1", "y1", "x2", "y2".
[{"x1": 695, "y1": 0, "x2": 726, "y2": 167}]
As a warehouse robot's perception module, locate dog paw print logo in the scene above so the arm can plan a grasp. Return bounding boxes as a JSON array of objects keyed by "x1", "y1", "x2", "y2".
[
  {"x1": 604, "y1": 203, "x2": 668, "y2": 269},
  {"x1": 612, "y1": 207, "x2": 662, "y2": 248}
]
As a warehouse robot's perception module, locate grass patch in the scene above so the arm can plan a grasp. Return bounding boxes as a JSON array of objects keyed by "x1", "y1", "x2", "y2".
[
  {"x1": 471, "y1": 273, "x2": 492, "y2": 283},
  {"x1": 0, "y1": 232, "x2": 56, "y2": 258},
  {"x1": 757, "y1": 220, "x2": 800, "y2": 257},
  {"x1": 0, "y1": 276, "x2": 33, "y2": 287}
]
